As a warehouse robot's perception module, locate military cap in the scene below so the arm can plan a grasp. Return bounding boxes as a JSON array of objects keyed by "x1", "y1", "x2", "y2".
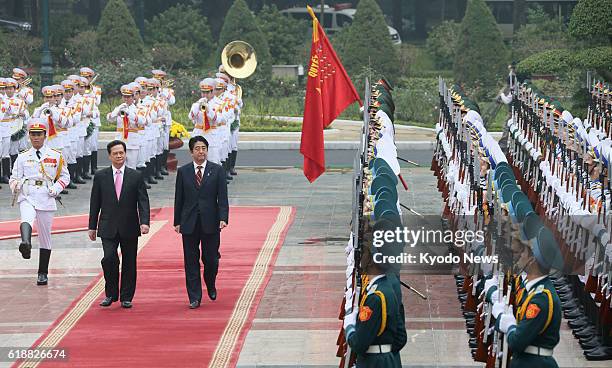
[
  {"x1": 79, "y1": 67, "x2": 95, "y2": 77},
  {"x1": 146, "y1": 78, "x2": 160, "y2": 89},
  {"x1": 216, "y1": 72, "x2": 230, "y2": 83},
  {"x1": 61, "y1": 80, "x2": 75, "y2": 91},
  {"x1": 12, "y1": 67, "x2": 27, "y2": 79},
  {"x1": 374, "y1": 166, "x2": 398, "y2": 184},
  {"x1": 151, "y1": 69, "x2": 166, "y2": 79},
  {"x1": 41, "y1": 86, "x2": 54, "y2": 97},
  {"x1": 215, "y1": 78, "x2": 227, "y2": 89},
  {"x1": 373, "y1": 199, "x2": 399, "y2": 220},
  {"x1": 135, "y1": 77, "x2": 148, "y2": 87},
  {"x1": 53, "y1": 84, "x2": 64, "y2": 96},
  {"x1": 369, "y1": 173, "x2": 397, "y2": 196},
  {"x1": 27, "y1": 118, "x2": 47, "y2": 132},
  {"x1": 374, "y1": 187, "x2": 397, "y2": 204},
  {"x1": 120, "y1": 84, "x2": 134, "y2": 96},
  {"x1": 5, "y1": 78, "x2": 17, "y2": 88},
  {"x1": 128, "y1": 82, "x2": 141, "y2": 94},
  {"x1": 531, "y1": 227, "x2": 564, "y2": 271},
  {"x1": 199, "y1": 78, "x2": 215, "y2": 92},
  {"x1": 521, "y1": 212, "x2": 543, "y2": 241},
  {"x1": 375, "y1": 78, "x2": 393, "y2": 92},
  {"x1": 0, "y1": 78, "x2": 6, "y2": 88}
]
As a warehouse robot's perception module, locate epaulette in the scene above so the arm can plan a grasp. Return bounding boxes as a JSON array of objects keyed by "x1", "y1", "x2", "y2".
[
  {"x1": 51, "y1": 148, "x2": 62, "y2": 154},
  {"x1": 366, "y1": 283, "x2": 379, "y2": 296},
  {"x1": 19, "y1": 148, "x2": 28, "y2": 154},
  {"x1": 534, "y1": 284, "x2": 545, "y2": 294}
]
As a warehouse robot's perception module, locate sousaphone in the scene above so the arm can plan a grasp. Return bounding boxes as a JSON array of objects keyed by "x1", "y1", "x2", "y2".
[{"x1": 221, "y1": 41, "x2": 257, "y2": 79}]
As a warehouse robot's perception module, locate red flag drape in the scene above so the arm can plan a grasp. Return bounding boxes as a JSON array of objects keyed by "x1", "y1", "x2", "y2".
[{"x1": 300, "y1": 6, "x2": 362, "y2": 183}]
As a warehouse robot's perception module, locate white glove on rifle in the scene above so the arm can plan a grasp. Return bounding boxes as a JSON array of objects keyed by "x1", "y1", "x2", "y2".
[
  {"x1": 343, "y1": 309, "x2": 358, "y2": 330},
  {"x1": 492, "y1": 301, "x2": 506, "y2": 319},
  {"x1": 498, "y1": 308, "x2": 517, "y2": 334},
  {"x1": 48, "y1": 186, "x2": 61, "y2": 197}
]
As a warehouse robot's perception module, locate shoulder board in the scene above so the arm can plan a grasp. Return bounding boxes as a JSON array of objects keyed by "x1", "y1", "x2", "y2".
[
  {"x1": 366, "y1": 284, "x2": 379, "y2": 296},
  {"x1": 51, "y1": 148, "x2": 62, "y2": 154},
  {"x1": 19, "y1": 148, "x2": 28, "y2": 154},
  {"x1": 535, "y1": 284, "x2": 545, "y2": 294}
]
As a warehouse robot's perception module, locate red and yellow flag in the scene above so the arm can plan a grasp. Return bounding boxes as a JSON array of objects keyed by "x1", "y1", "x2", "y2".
[{"x1": 300, "y1": 5, "x2": 362, "y2": 183}]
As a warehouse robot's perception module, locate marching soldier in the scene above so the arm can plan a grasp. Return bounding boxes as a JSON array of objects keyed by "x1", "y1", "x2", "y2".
[
  {"x1": 81, "y1": 67, "x2": 102, "y2": 175},
  {"x1": 152, "y1": 69, "x2": 174, "y2": 176},
  {"x1": 32, "y1": 86, "x2": 67, "y2": 152},
  {"x1": 107, "y1": 85, "x2": 142, "y2": 169},
  {"x1": 9, "y1": 118, "x2": 70, "y2": 285},
  {"x1": 189, "y1": 78, "x2": 219, "y2": 163}
]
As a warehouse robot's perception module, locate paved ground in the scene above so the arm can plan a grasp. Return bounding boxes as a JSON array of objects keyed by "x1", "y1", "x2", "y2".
[{"x1": 0, "y1": 161, "x2": 605, "y2": 367}]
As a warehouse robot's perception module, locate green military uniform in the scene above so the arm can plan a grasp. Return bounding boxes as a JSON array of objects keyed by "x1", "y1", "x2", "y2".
[
  {"x1": 503, "y1": 276, "x2": 562, "y2": 368},
  {"x1": 345, "y1": 274, "x2": 405, "y2": 367}
]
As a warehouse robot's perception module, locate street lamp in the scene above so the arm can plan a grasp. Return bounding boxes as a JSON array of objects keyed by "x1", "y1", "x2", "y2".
[{"x1": 40, "y1": 0, "x2": 53, "y2": 87}]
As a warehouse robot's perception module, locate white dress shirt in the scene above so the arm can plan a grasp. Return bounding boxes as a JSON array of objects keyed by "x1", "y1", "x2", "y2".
[{"x1": 193, "y1": 160, "x2": 207, "y2": 176}]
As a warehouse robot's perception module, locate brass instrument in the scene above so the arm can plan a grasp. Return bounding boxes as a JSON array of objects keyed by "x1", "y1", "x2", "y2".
[
  {"x1": 89, "y1": 74, "x2": 99, "y2": 86},
  {"x1": 19, "y1": 77, "x2": 32, "y2": 87},
  {"x1": 221, "y1": 41, "x2": 257, "y2": 79},
  {"x1": 42, "y1": 107, "x2": 52, "y2": 116},
  {"x1": 162, "y1": 79, "x2": 175, "y2": 88},
  {"x1": 119, "y1": 109, "x2": 128, "y2": 118},
  {"x1": 198, "y1": 98, "x2": 208, "y2": 111}
]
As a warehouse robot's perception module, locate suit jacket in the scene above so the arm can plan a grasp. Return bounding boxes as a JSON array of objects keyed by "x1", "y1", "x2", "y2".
[
  {"x1": 174, "y1": 161, "x2": 229, "y2": 235},
  {"x1": 89, "y1": 166, "x2": 150, "y2": 239}
]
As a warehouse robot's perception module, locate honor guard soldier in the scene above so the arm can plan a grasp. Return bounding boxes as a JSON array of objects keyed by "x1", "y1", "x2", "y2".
[
  {"x1": 219, "y1": 65, "x2": 242, "y2": 176},
  {"x1": 146, "y1": 78, "x2": 165, "y2": 181},
  {"x1": 3, "y1": 78, "x2": 29, "y2": 184},
  {"x1": 343, "y1": 218, "x2": 407, "y2": 367},
  {"x1": 141, "y1": 79, "x2": 159, "y2": 185},
  {"x1": 81, "y1": 67, "x2": 102, "y2": 175},
  {"x1": 32, "y1": 86, "x2": 67, "y2": 152},
  {"x1": 189, "y1": 78, "x2": 219, "y2": 163},
  {"x1": 77, "y1": 75, "x2": 99, "y2": 181},
  {"x1": 9, "y1": 118, "x2": 70, "y2": 285},
  {"x1": 133, "y1": 78, "x2": 152, "y2": 188},
  {"x1": 493, "y1": 223, "x2": 563, "y2": 368},
  {"x1": 12, "y1": 68, "x2": 34, "y2": 105},
  {"x1": 67, "y1": 75, "x2": 87, "y2": 185},
  {"x1": 59, "y1": 80, "x2": 79, "y2": 189},
  {"x1": 152, "y1": 69, "x2": 174, "y2": 176},
  {"x1": 0, "y1": 78, "x2": 10, "y2": 187},
  {"x1": 215, "y1": 73, "x2": 234, "y2": 181},
  {"x1": 108, "y1": 85, "x2": 142, "y2": 169}
]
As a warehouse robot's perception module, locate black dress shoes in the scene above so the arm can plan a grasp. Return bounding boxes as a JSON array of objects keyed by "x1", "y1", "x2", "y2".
[
  {"x1": 208, "y1": 289, "x2": 217, "y2": 301},
  {"x1": 37, "y1": 273, "x2": 48, "y2": 286},
  {"x1": 121, "y1": 301, "x2": 132, "y2": 309},
  {"x1": 584, "y1": 346, "x2": 612, "y2": 360},
  {"x1": 189, "y1": 301, "x2": 200, "y2": 309},
  {"x1": 100, "y1": 297, "x2": 116, "y2": 307}
]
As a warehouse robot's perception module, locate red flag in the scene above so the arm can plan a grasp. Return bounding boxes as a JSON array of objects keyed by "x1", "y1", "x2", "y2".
[{"x1": 300, "y1": 6, "x2": 362, "y2": 183}]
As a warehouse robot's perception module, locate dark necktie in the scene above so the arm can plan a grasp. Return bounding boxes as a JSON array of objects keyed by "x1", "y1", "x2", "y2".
[
  {"x1": 36, "y1": 150, "x2": 41, "y2": 159},
  {"x1": 196, "y1": 166, "x2": 203, "y2": 187}
]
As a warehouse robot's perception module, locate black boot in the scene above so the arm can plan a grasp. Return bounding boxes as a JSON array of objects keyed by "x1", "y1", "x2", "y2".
[
  {"x1": 230, "y1": 150, "x2": 238, "y2": 175},
  {"x1": 154, "y1": 155, "x2": 163, "y2": 180},
  {"x1": 160, "y1": 150, "x2": 169, "y2": 175},
  {"x1": 37, "y1": 249, "x2": 51, "y2": 285},
  {"x1": 67, "y1": 164, "x2": 78, "y2": 189},
  {"x1": 0, "y1": 157, "x2": 10, "y2": 183},
  {"x1": 138, "y1": 167, "x2": 152, "y2": 189},
  {"x1": 90, "y1": 150, "x2": 98, "y2": 175},
  {"x1": 222, "y1": 160, "x2": 232, "y2": 181},
  {"x1": 146, "y1": 161, "x2": 158, "y2": 184},
  {"x1": 19, "y1": 222, "x2": 32, "y2": 259},
  {"x1": 81, "y1": 156, "x2": 92, "y2": 180},
  {"x1": 74, "y1": 158, "x2": 86, "y2": 184}
]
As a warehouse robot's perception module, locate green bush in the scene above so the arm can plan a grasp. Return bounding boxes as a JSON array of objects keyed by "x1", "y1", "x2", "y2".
[
  {"x1": 512, "y1": 6, "x2": 571, "y2": 61},
  {"x1": 256, "y1": 5, "x2": 310, "y2": 65},
  {"x1": 426, "y1": 21, "x2": 460, "y2": 70},
  {"x1": 338, "y1": 0, "x2": 400, "y2": 85},
  {"x1": 96, "y1": 0, "x2": 145, "y2": 62},
  {"x1": 150, "y1": 43, "x2": 194, "y2": 71},
  {"x1": 10, "y1": 32, "x2": 41, "y2": 67},
  {"x1": 92, "y1": 58, "x2": 153, "y2": 97},
  {"x1": 393, "y1": 77, "x2": 439, "y2": 124},
  {"x1": 574, "y1": 46, "x2": 612, "y2": 73},
  {"x1": 217, "y1": 0, "x2": 272, "y2": 78},
  {"x1": 145, "y1": 5, "x2": 214, "y2": 68},
  {"x1": 453, "y1": 0, "x2": 509, "y2": 99},
  {"x1": 65, "y1": 30, "x2": 97, "y2": 66},
  {"x1": 568, "y1": 0, "x2": 612, "y2": 46},
  {"x1": 516, "y1": 49, "x2": 573, "y2": 75}
]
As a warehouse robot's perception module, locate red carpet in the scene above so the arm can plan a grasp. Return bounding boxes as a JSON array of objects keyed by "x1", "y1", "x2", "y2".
[
  {"x1": 14, "y1": 206, "x2": 294, "y2": 368},
  {"x1": 0, "y1": 208, "x2": 163, "y2": 240}
]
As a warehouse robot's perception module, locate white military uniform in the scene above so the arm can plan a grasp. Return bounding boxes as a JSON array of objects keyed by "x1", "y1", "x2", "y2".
[
  {"x1": 32, "y1": 103, "x2": 68, "y2": 151},
  {"x1": 227, "y1": 82, "x2": 243, "y2": 153},
  {"x1": 110, "y1": 103, "x2": 141, "y2": 169},
  {"x1": 84, "y1": 85, "x2": 102, "y2": 156},
  {"x1": 6, "y1": 94, "x2": 29, "y2": 155},
  {"x1": 160, "y1": 86, "x2": 175, "y2": 151},
  {"x1": 9, "y1": 145, "x2": 70, "y2": 249},
  {"x1": 141, "y1": 94, "x2": 158, "y2": 164}
]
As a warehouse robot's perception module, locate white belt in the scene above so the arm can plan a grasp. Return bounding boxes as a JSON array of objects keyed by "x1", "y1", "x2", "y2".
[
  {"x1": 524, "y1": 345, "x2": 553, "y2": 357},
  {"x1": 366, "y1": 344, "x2": 391, "y2": 354}
]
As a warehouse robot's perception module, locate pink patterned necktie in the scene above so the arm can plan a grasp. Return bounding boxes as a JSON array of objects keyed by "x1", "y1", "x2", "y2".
[{"x1": 115, "y1": 170, "x2": 122, "y2": 201}]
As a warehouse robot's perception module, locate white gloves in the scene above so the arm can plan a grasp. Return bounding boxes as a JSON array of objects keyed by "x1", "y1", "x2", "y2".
[
  {"x1": 343, "y1": 309, "x2": 358, "y2": 330},
  {"x1": 48, "y1": 186, "x2": 61, "y2": 197},
  {"x1": 9, "y1": 179, "x2": 21, "y2": 194},
  {"x1": 344, "y1": 288, "x2": 354, "y2": 314},
  {"x1": 492, "y1": 301, "x2": 506, "y2": 319},
  {"x1": 498, "y1": 308, "x2": 517, "y2": 334}
]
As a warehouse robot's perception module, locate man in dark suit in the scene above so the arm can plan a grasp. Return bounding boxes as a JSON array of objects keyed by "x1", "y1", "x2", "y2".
[
  {"x1": 88, "y1": 140, "x2": 150, "y2": 309},
  {"x1": 174, "y1": 136, "x2": 229, "y2": 309}
]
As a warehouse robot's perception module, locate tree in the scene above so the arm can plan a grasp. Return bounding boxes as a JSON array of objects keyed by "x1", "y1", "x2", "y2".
[
  {"x1": 568, "y1": 0, "x2": 612, "y2": 46},
  {"x1": 66, "y1": 30, "x2": 98, "y2": 66},
  {"x1": 255, "y1": 4, "x2": 310, "y2": 65},
  {"x1": 96, "y1": 0, "x2": 145, "y2": 62},
  {"x1": 512, "y1": 5, "x2": 571, "y2": 61},
  {"x1": 453, "y1": 0, "x2": 509, "y2": 98},
  {"x1": 337, "y1": 0, "x2": 400, "y2": 84},
  {"x1": 145, "y1": 4, "x2": 214, "y2": 68},
  {"x1": 426, "y1": 21, "x2": 460, "y2": 70},
  {"x1": 0, "y1": 31, "x2": 13, "y2": 74},
  {"x1": 217, "y1": 0, "x2": 272, "y2": 77}
]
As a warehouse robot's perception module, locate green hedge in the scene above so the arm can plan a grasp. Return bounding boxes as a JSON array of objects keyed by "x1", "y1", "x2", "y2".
[
  {"x1": 574, "y1": 46, "x2": 612, "y2": 72},
  {"x1": 516, "y1": 49, "x2": 574, "y2": 75}
]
